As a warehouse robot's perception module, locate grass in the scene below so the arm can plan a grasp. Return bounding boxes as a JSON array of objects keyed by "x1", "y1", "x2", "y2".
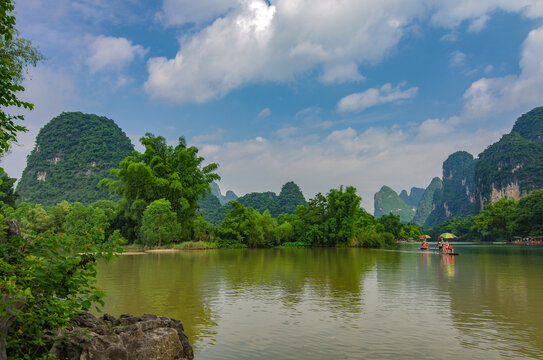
[{"x1": 174, "y1": 241, "x2": 218, "y2": 250}]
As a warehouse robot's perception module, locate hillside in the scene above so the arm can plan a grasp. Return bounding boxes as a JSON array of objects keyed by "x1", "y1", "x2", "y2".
[
  {"x1": 237, "y1": 181, "x2": 307, "y2": 218},
  {"x1": 412, "y1": 177, "x2": 442, "y2": 227},
  {"x1": 199, "y1": 181, "x2": 307, "y2": 224},
  {"x1": 210, "y1": 181, "x2": 238, "y2": 205},
  {"x1": 374, "y1": 185, "x2": 415, "y2": 222},
  {"x1": 475, "y1": 107, "x2": 543, "y2": 210},
  {"x1": 16, "y1": 112, "x2": 134, "y2": 206},
  {"x1": 424, "y1": 151, "x2": 476, "y2": 227},
  {"x1": 399, "y1": 187, "x2": 425, "y2": 207}
]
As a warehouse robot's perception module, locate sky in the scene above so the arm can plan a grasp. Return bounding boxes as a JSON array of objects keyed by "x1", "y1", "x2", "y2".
[{"x1": 2, "y1": 0, "x2": 543, "y2": 212}]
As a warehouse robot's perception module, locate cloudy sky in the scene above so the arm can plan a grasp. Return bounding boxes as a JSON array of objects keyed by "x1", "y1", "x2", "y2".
[{"x1": 3, "y1": 0, "x2": 543, "y2": 211}]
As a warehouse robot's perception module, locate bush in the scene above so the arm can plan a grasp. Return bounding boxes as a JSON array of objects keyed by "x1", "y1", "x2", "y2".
[{"x1": 0, "y1": 221, "x2": 122, "y2": 359}]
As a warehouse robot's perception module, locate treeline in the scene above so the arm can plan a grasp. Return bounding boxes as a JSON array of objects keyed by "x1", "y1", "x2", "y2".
[
  {"x1": 1, "y1": 133, "x2": 422, "y2": 249},
  {"x1": 428, "y1": 189, "x2": 543, "y2": 241}
]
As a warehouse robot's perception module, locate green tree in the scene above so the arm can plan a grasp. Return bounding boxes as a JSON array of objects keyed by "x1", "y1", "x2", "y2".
[
  {"x1": 513, "y1": 189, "x2": 543, "y2": 236},
  {"x1": 0, "y1": 222, "x2": 122, "y2": 359},
  {"x1": 63, "y1": 203, "x2": 109, "y2": 239},
  {"x1": 0, "y1": 0, "x2": 42, "y2": 156},
  {"x1": 472, "y1": 198, "x2": 518, "y2": 240},
  {"x1": 101, "y1": 133, "x2": 219, "y2": 241},
  {"x1": 46, "y1": 201, "x2": 72, "y2": 233},
  {"x1": 0, "y1": 172, "x2": 18, "y2": 206},
  {"x1": 324, "y1": 186, "x2": 361, "y2": 245},
  {"x1": 139, "y1": 199, "x2": 181, "y2": 247}
]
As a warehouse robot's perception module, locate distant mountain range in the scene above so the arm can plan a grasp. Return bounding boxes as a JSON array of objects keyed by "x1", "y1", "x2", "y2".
[
  {"x1": 374, "y1": 106, "x2": 543, "y2": 228},
  {"x1": 198, "y1": 181, "x2": 307, "y2": 225}
]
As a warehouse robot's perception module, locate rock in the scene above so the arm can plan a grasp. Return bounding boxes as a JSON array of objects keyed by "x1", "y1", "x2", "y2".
[
  {"x1": 1, "y1": 220, "x2": 22, "y2": 239},
  {"x1": 49, "y1": 313, "x2": 193, "y2": 360}
]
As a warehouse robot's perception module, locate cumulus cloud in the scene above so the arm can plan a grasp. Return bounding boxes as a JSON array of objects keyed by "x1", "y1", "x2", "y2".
[
  {"x1": 337, "y1": 83, "x2": 418, "y2": 113},
  {"x1": 463, "y1": 25, "x2": 543, "y2": 118},
  {"x1": 198, "y1": 123, "x2": 503, "y2": 212},
  {"x1": 145, "y1": 0, "x2": 543, "y2": 104},
  {"x1": 319, "y1": 63, "x2": 365, "y2": 84},
  {"x1": 87, "y1": 35, "x2": 147, "y2": 73},
  {"x1": 145, "y1": 0, "x2": 423, "y2": 103}
]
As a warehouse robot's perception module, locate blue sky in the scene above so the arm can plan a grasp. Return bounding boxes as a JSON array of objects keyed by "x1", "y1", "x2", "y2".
[{"x1": 3, "y1": 0, "x2": 543, "y2": 211}]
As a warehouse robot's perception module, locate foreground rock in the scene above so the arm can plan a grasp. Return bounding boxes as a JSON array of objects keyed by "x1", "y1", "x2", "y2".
[{"x1": 50, "y1": 313, "x2": 193, "y2": 360}]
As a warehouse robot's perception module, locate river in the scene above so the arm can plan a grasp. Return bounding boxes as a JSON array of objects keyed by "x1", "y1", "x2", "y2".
[{"x1": 96, "y1": 243, "x2": 543, "y2": 359}]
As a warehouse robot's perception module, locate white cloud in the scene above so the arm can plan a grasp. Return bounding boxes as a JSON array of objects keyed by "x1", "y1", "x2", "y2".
[
  {"x1": 200, "y1": 123, "x2": 504, "y2": 213},
  {"x1": 467, "y1": 14, "x2": 490, "y2": 33},
  {"x1": 463, "y1": 25, "x2": 543, "y2": 119},
  {"x1": 145, "y1": 0, "x2": 543, "y2": 104},
  {"x1": 257, "y1": 107, "x2": 272, "y2": 119},
  {"x1": 192, "y1": 129, "x2": 226, "y2": 143},
  {"x1": 319, "y1": 63, "x2": 365, "y2": 84},
  {"x1": 87, "y1": 35, "x2": 147, "y2": 73},
  {"x1": 337, "y1": 83, "x2": 418, "y2": 113},
  {"x1": 145, "y1": 0, "x2": 423, "y2": 103},
  {"x1": 430, "y1": 0, "x2": 543, "y2": 29},
  {"x1": 449, "y1": 50, "x2": 467, "y2": 67}
]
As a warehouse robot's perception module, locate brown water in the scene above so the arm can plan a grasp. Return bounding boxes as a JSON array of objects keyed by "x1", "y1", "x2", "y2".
[{"x1": 96, "y1": 244, "x2": 543, "y2": 359}]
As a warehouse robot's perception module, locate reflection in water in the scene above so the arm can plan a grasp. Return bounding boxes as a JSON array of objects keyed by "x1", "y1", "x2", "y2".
[{"x1": 96, "y1": 245, "x2": 543, "y2": 359}]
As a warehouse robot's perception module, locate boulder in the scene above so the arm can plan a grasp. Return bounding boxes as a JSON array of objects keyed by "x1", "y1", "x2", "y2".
[{"x1": 50, "y1": 313, "x2": 193, "y2": 360}]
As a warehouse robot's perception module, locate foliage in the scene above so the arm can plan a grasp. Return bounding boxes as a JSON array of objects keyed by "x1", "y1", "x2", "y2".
[
  {"x1": 428, "y1": 216, "x2": 481, "y2": 241},
  {"x1": 16, "y1": 112, "x2": 134, "y2": 206},
  {"x1": 513, "y1": 189, "x2": 543, "y2": 236},
  {"x1": 139, "y1": 199, "x2": 181, "y2": 247},
  {"x1": 0, "y1": 0, "x2": 42, "y2": 156},
  {"x1": 374, "y1": 185, "x2": 415, "y2": 222},
  {"x1": 217, "y1": 201, "x2": 276, "y2": 248},
  {"x1": 0, "y1": 224, "x2": 122, "y2": 359},
  {"x1": 0, "y1": 172, "x2": 18, "y2": 206},
  {"x1": 511, "y1": 106, "x2": 543, "y2": 143},
  {"x1": 472, "y1": 198, "x2": 518, "y2": 241},
  {"x1": 175, "y1": 241, "x2": 218, "y2": 250},
  {"x1": 101, "y1": 133, "x2": 220, "y2": 241}
]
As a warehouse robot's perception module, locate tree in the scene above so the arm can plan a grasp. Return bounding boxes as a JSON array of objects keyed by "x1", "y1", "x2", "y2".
[
  {"x1": 0, "y1": 0, "x2": 42, "y2": 156},
  {"x1": 0, "y1": 221, "x2": 122, "y2": 359},
  {"x1": 513, "y1": 189, "x2": 543, "y2": 236},
  {"x1": 101, "y1": 133, "x2": 219, "y2": 241},
  {"x1": 472, "y1": 198, "x2": 517, "y2": 240},
  {"x1": 0, "y1": 172, "x2": 18, "y2": 207},
  {"x1": 139, "y1": 199, "x2": 181, "y2": 247},
  {"x1": 324, "y1": 186, "x2": 361, "y2": 245}
]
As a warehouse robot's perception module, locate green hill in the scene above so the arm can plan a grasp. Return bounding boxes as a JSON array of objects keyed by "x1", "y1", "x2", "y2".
[
  {"x1": 16, "y1": 112, "x2": 134, "y2": 206},
  {"x1": 475, "y1": 107, "x2": 543, "y2": 210},
  {"x1": 199, "y1": 181, "x2": 307, "y2": 224},
  {"x1": 399, "y1": 187, "x2": 425, "y2": 207},
  {"x1": 424, "y1": 151, "x2": 476, "y2": 227},
  {"x1": 374, "y1": 185, "x2": 415, "y2": 223},
  {"x1": 412, "y1": 177, "x2": 442, "y2": 227}
]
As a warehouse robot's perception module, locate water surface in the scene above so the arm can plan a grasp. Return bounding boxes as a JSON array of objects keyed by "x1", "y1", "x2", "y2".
[{"x1": 96, "y1": 244, "x2": 543, "y2": 359}]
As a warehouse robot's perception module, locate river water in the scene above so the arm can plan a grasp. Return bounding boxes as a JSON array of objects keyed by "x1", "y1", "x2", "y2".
[{"x1": 96, "y1": 243, "x2": 543, "y2": 359}]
